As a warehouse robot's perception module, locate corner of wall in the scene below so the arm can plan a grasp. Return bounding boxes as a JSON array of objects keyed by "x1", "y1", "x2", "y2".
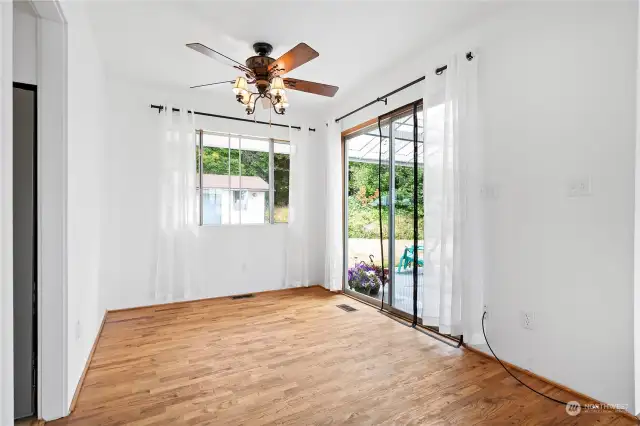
[{"x1": 0, "y1": 3, "x2": 14, "y2": 425}]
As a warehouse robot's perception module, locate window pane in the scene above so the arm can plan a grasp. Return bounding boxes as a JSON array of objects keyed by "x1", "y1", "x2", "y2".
[
  {"x1": 346, "y1": 122, "x2": 390, "y2": 306},
  {"x1": 200, "y1": 133, "x2": 234, "y2": 225},
  {"x1": 273, "y1": 141, "x2": 290, "y2": 223},
  {"x1": 239, "y1": 137, "x2": 270, "y2": 224},
  {"x1": 195, "y1": 132, "x2": 200, "y2": 224},
  {"x1": 203, "y1": 188, "x2": 223, "y2": 225},
  {"x1": 228, "y1": 136, "x2": 241, "y2": 224}
]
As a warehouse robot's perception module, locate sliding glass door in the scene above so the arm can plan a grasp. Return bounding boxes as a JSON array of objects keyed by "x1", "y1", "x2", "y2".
[
  {"x1": 390, "y1": 111, "x2": 424, "y2": 316},
  {"x1": 344, "y1": 120, "x2": 391, "y2": 305},
  {"x1": 344, "y1": 105, "x2": 430, "y2": 320}
]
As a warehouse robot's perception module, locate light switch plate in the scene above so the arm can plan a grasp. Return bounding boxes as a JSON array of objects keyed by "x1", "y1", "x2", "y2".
[
  {"x1": 568, "y1": 177, "x2": 592, "y2": 197},
  {"x1": 481, "y1": 185, "x2": 499, "y2": 199},
  {"x1": 521, "y1": 311, "x2": 534, "y2": 330}
]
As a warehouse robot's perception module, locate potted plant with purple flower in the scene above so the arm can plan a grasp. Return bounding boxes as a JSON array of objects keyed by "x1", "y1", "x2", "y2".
[
  {"x1": 347, "y1": 263, "x2": 381, "y2": 295},
  {"x1": 347, "y1": 255, "x2": 388, "y2": 296}
]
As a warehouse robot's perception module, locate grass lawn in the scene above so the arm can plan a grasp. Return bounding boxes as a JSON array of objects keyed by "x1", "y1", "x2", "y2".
[{"x1": 274, "y1": 206, "x2": 289, "y2": 223}]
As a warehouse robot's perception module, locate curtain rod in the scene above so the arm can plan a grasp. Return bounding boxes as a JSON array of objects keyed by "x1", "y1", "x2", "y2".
[
  {"x1": 334, "y1": 52, "x2": 474, "y2": 123},
  {"x1": 150, "y1": 104, "x2": 316, "y2": 132}
]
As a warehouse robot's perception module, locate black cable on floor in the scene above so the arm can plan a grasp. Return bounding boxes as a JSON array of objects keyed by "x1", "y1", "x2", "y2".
[{"x1": 481, "y1": 312, "x2": 587, "y2": 409}]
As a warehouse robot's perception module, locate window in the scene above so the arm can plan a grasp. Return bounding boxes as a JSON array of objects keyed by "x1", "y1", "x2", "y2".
[
  {"x1": 195, "y1": 131, "x2": 290, "y2": 225},
  {"x1": 273, "y1": 141, "x2": 290, "y2": 223}
]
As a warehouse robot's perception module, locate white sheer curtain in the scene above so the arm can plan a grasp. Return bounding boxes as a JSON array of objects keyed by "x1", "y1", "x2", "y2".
[
  {"x1": 153, "y1": 106, "x2": 198, "y2": 302},
  {"x1": 324, "y1": 120, "x2": 343, "y2": 291},
  {"x1": 285, "y1": 126, "x2": 310, "y2": 288},
  {"x1": 422, "y1": 53, "x2": 483, "y2": 339}
]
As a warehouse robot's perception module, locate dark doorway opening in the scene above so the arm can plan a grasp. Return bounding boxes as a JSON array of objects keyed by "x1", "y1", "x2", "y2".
[{"x1": 13, "y1": 81, "x2": 38, "y2": 420}]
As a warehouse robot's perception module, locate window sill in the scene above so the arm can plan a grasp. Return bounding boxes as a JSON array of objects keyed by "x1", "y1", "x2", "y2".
[{"x1": 198, "y1": 222, "x2": 288, "y2": 228}]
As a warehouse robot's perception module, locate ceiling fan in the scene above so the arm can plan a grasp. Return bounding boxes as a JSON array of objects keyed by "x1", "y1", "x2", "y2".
[{"x1": 186, "y1": 41, "x2": 339, "y2": 115}]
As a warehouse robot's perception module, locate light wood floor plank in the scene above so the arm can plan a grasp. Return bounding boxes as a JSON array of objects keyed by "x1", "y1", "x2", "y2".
[{"x1": 48, "y1": 287, "x2": 636, "y2": 425}]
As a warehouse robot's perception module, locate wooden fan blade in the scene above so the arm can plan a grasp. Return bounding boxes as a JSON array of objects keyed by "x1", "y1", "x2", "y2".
[
  {"x1": 186, "y1": 43, "x2": 252, "y2": 74},
  {"x1": 283, "y1": 78, "x2": 339, "y2": 97},
  {"x1": 268, "y1": 43, "x2": 319, "y2": 75},
  {"x1": 190, "y1": 80, "x2": 235, "y2": 89},
  {"x1": 260, "y1": 97, "x2": 271, "y2": 109}
]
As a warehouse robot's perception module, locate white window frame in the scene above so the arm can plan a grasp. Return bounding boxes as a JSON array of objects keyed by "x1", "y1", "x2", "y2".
[{"x1": 196, "y1": 129, "x2": 289, "y2": 226}]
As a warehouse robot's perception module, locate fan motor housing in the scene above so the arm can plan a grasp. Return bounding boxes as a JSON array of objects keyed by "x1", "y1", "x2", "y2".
[
  {"x1": 246, "y1": 55, "x2": 275, "y2": 72},
  {"x1": 246, "y1": 55, "x2": 275, "y2": 93}
]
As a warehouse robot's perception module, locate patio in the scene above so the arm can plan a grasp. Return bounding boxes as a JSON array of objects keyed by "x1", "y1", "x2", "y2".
[
  {"x1": 366, "y1": 268, "x2": 424, "y2": 316},
  {"x1": 347, "y1": 237, "x2": 428, "y2": 315}
]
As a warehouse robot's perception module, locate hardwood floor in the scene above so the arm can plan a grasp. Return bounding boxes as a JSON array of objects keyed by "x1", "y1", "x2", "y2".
[
  {"x1": 49, "y1": 287, "x2": 635, "y2": 425},
  {"x1": 15, "y1": 417, "x2": 45, "y2": 426}
]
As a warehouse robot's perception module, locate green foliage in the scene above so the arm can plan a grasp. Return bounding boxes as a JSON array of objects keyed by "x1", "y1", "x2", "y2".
[
  {"x1": 273, "y1": 153, "x2": 290, "y2": 207},
  {"x1": 348, "y1": 196, "x2": 424, "y2": 240},
  {"x1": 347, "y1": 160, "x2": 424, "y2": 240}
]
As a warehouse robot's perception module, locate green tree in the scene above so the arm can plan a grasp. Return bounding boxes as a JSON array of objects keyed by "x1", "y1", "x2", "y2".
[{"x1": 347, "y1": 160, "x2": 424, "y2": 240}]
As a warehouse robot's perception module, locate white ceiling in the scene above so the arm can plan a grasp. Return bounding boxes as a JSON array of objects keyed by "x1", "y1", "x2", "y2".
[{"x1": 83, "y1": 1, "x2": 500, "y2": 109}]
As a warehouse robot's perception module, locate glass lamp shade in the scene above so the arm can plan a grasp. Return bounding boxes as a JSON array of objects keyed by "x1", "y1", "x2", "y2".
[
  {"x1": 275, "y1": 92, "x2": 289, "y2": 110},
  {"x1": 241, "y1": 92, "x2": 252, "y2": 105},
  {"x1": 245, "y1": 94, "x2": 256, "y2": 110},
  {"x1": 269, "y1": 77, "x2": 286, "y2": 97},
  {"x1": 232, "y1": 77, "x2": 249, "y2": 96}
]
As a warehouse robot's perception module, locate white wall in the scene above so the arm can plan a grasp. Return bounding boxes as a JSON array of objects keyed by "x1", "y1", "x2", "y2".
[
  {"x1": 99, "y1": 77, "x2": 326, "y2": 311},
  {"x1": 1, "y1": 3, "x2": 14, "y2": 424},
  {"x1": 13, "y1": 5, "x2": 37, "y2": 85},
  {"x1": 60, "y1": 0, "x2": 107, "y2": 411},
  {"x1": 331, "y1": 0, "x2": 637, "y2": 412},
  {"x1": 636, "y1": 0, "x2": 640, "y2": 413}
]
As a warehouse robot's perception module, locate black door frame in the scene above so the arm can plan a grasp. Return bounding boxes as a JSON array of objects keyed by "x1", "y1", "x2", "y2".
[{"x1": 13, "y1": 81, "x2": 38, "y2": 419}]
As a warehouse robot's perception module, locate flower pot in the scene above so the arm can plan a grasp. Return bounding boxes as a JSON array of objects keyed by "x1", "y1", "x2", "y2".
[{"x1": 354, "y1": 287, "x2": 371, "y2": 296}]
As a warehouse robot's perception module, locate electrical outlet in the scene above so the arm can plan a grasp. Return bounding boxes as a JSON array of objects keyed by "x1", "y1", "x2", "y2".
[
  {"x1": 521, "y1": 311, "x2": 534, "y2": 330},
  {"x1": 75, "y1": 320, "x2": 82, "y2": 341},
  {"x1": 483, "y1": 304, "x2": 489, "y2": 321}
]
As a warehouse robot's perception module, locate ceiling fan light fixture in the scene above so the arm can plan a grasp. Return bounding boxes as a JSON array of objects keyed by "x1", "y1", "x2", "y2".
[
  {"x1": 275, "y1": 92, "x2": 289, "y2": 110},
  {"x1": 232, "y1": 76, "x2": 249, "y2": 96},
  {"x1": 269, "y1": 77, "x2": 286, "y2": 97},
  {"x1": 240, "y1": 92, "x2": 252, "y2": 105},
  {"x1": 245, "y1": 95, "x2": 256, "y2": 114},
  {"x1": 187, "y1": 41, "x2": 338, "y2": 117}
]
